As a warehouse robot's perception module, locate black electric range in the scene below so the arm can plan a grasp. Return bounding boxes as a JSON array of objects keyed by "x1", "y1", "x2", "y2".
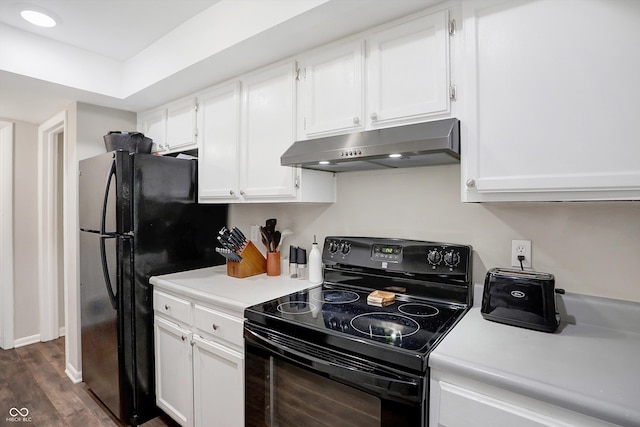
[{"x1": 245, "y1": 236, "x2": 472, "y2": 374}]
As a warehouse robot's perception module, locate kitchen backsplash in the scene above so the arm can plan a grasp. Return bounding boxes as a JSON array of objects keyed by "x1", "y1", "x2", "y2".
[{"x1": 230, "y1": 164, "x2": 640, "y2": 303}]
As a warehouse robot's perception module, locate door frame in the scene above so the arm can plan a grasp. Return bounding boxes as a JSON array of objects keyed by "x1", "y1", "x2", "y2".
[
  {"x1": 38, "y1": 110, "x2": 82, "y2": 382},
  {"x1": 0, "y1": 121, "x2": 14, "y2": 349},
  {"x1": 38, "y1": 112, "x2": 67, "y2": 342}
]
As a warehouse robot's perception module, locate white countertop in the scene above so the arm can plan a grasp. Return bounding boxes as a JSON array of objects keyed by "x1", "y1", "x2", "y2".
[
  {"x1": 430, "y1": 286, "x2": 640, "y2": 427},
  {"x1": 150, "y1": 265, "x2": 315, "y2": 315}
]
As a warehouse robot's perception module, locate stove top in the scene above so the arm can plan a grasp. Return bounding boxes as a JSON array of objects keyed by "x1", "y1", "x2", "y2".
[
  {"x1": 244, "y1": 237, "x2": 473, "y2": 373},
  {"x1": 251, "y1": 284, "x2": 465, "y2": 352}
]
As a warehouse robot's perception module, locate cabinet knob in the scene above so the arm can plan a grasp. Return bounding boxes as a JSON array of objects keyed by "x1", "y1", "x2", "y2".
[
  {"x1": 212, "y1": 324, "x2": 219, "y2": 331},
  {"x1": 229, "y1": 189, "x2": 235, "y2": 196},
  {"x1": 164, "y1": 304, "x2": 170, "y2": 310},
  {"x1": 181, "y1": 335, "x2": 186, "y2": 341},
  {"x1": 370, "y1": 112, "x2": 378, "y2": 121},
  {"x1": 466, "y1": 179, "x2": 476, "y2": 188},
  {"x1": 353, "y1": 117, "x2": 360, "y2": 125},
  {"x1": 239, "y1": 190, "x2": 245, "y2": 196}
]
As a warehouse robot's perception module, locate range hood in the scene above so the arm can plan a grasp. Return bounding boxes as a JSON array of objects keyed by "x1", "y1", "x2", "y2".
[{"x1": 281, "y1": 118, "x2": 460, "y2": 172}]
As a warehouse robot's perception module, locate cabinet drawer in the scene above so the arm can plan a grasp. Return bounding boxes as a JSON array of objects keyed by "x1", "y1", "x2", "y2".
[
  {"x1": 153, "y1": 290, "x2": 192, "y2": 325},
  {"x1": 193, "y1": 304, "x2": 244, "y2": 349}
]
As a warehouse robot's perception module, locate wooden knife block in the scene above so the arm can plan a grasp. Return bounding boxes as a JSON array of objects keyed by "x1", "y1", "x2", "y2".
[{"x1": 226, "y1": 241, "x2": 266, "y2": 278}]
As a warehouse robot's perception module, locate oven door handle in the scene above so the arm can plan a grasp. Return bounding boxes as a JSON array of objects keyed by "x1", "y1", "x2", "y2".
[{"x1": 245, "y1": 326, "x2": 422, "y2": 403}]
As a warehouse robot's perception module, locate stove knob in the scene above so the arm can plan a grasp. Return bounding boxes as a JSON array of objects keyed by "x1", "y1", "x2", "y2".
[
  {"x1": 329, "y1": 241, "x2": 339, "y2": 253},
  {"x1": 444, "y1": 250, "x2": 461, "y2": 268},
  {"x1": 427, "y1": 249, "x2": 442, "y2": 265},
  {"x1": 329, "y1": 317, "x2": 340, "y2": 330},
  {"x1": 340, "y1": 320, "x2": 349, "y2": 332},
  {"x1": 340, "y1": 242, "x2": 351, "y2": 255}
]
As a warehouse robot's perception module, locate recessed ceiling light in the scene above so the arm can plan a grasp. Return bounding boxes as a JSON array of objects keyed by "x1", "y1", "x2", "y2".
[{"x1": 21, "y1": 9, "x2": 57, "y2": 27}]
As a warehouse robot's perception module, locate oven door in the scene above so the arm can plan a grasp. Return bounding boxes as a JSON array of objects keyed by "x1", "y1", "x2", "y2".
[{"x1": 244, "y1": 323, "x2": 425, "y2": 427}]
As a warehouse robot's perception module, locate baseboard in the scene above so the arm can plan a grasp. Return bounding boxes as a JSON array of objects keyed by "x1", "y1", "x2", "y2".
[
  {"x1": 65, "y1": 363, "x2": 82, "y2": 384},
  {"x1": 14, "y1": 334, "x2": 41, "y2": 348}
]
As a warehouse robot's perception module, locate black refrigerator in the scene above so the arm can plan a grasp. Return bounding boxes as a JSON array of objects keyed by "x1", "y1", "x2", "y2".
[{"x1": 79, "y1": 150, "x2": 228, "y2": 426}]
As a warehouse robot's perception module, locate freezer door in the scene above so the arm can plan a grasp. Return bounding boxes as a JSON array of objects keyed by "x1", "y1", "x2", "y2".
[
  {"x1": 80, "y1": 230, "x2": 122, "y2": 416},
  {"x1": 79, "y1": 152, "x2": 118, "y2": 234}
]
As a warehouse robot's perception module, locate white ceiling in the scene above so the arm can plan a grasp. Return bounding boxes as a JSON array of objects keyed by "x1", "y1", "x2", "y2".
[
  {"x1": 0, "y1": 0, "x2": 221, "y2": 61},
  {"x1": 0, "y1": 0, "x2": 440, "y2": 124}
]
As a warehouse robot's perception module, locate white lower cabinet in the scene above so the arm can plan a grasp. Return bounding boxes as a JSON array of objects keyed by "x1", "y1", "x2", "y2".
[
  {"x1": 429, "y1": 373, "x2": 618, "y2": 427},
  {"x1": 154, "y1": 317, "x2": 193, "y2": 427},
  {"x1": 192, "y1": 336, "x2": 244, "y2": 427},
  {"x1": 153, "y1": 289, "x2": 244, "y2": 427}
]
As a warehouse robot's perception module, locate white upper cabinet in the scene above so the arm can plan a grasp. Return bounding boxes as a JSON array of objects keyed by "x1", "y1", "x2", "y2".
[
  {"x1": 301, "y1": 40, "x2": 365, "y2": 136},
  {"x1": 298, "y1": 8, "x2": 452, "y2": 139},
  {"x1": 137, "y1": 96, "x2": 198, "y2": 154},
  {"x1": 461, "y1": 0, "x2": 640, "y2": 201},
  {"x1": 198, "y1": 62, "x2": 336, "y2": 204},
  {"x1": 240, "y1": 61, "x2": 298, "y2": 200},
  {"x1": 166, "y1": 97, "x2": 197, "y2": 152},
  {"x1": 197, "y1": 82, "x2": 242, "y2": 202},
  {"x1": 138, "y1": 107, "x2": 166, "y2": 152},
  {"x1": 368, "y1": 10, "x2": 450, "y2": 128}
]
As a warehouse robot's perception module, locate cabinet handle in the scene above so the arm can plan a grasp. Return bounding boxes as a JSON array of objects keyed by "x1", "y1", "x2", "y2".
[
  {"x1": 212, "y1": 324, "x2": 219, "y2": 331},
  {"x1": 370, "y1": 112, "x2": 378, "y2": 121},
  {"x1": 164, "y1": 304, "x2": 170, "y2": 310},
  {"x1": 466, "y1": 179, "x2": 476, "y2": 188},
  {"x1": 181, "y1": 335, "x2": 186, "y2": 341},
  {"x1": 353, "y1": 117, "x2": 360, "y2": 125}
]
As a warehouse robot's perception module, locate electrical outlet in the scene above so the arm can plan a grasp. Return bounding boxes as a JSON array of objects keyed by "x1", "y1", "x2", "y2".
[
  {"x1": 250, "y1": 225, "x2": 259, "y2": 243},
  {"x1": 511, "y1": 239, "x2": 532, "y2": 268}
]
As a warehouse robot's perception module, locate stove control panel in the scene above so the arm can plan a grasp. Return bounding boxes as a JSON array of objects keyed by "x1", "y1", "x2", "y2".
[
  {"x1": 371, "y1": 244, "x2": 403, "y2": 263},
  {"x1": 323, "y1": 236, "x2": 471, "y2": 278}
]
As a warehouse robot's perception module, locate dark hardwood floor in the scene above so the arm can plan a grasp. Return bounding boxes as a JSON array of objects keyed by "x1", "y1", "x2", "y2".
[{"x1": 0, "y1": 337, "x2": 177, "y2": 427}]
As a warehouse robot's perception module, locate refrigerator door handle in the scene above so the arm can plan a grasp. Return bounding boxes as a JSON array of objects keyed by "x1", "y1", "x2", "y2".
[
  {"x1": 101, "y1": 160, "x2": 117, "y2": 236},
  {"x1": 100, "y1": 235, "x2": 118, "y2": 310}
]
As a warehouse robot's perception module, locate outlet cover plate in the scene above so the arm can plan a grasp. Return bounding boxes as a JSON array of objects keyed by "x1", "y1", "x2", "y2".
[{"x1": 511, "y1": 240, "x2": 532, "y2": 268}]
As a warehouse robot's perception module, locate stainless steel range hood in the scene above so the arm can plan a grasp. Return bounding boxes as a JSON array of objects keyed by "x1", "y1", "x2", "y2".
[{"x1": 281, "y1": 118, "x2": 460, "y2": 172}]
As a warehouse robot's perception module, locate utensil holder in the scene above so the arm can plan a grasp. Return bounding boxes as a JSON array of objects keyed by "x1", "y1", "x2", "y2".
[
  {"x1": 266, "y1": 252, "x2": 280, "y2": 276},
  {"x1": 226, "y1": 241, "x2": 266, "y2": 278}
]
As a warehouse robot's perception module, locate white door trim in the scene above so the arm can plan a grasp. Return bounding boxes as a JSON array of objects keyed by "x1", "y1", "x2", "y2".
[
  {"x1": 38, "y1": 112, "x2": 67, "y2": 342},
  {"x1": 0, "y1": 120, "x2": 15, "y2": 349}
]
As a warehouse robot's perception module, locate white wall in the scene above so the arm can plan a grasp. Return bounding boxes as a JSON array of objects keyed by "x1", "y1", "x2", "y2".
[
  {"x1": 7, "y1": 118, "x2": 40, "y2": 340},
  {"x1": 229, "y1": 165, "x2": 640, "y2": 303},
  {"x1": 5, "y1": 103, "x2": 135, "y2": 346},
  {"x1": 76, "y1": 102, "x2": 136, "y2": 160}
]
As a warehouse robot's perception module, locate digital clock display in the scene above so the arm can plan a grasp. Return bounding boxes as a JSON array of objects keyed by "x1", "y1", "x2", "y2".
[{"x1": 372, "y1": 244, "x2": 403, "y2": 262}]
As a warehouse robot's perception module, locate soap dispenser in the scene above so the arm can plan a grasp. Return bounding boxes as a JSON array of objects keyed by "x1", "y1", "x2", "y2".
[{"x1": 308, "y1": 235, "x2": 323, "y2": 284}]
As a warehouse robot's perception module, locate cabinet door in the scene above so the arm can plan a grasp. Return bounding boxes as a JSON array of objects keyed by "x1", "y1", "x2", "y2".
[
  {"x1": 301, "y1": 40, "x2": 365, "y2": 136},
  {"x1": 197, "y1": 82, "x2": 242, "y2": 203},
  {"x1": 462, "y1": 0, "x2": 640, "y2": 201},
  {"x1": 240, "y1": 61, "x2": 297, "y2": 200},
  {"x1": 154, "y1": 317, "x2": 193, "y2": 427},
  {"x1": 368, "y1": 10, "x2": 450, "y2": 127},
  {"x1": 430, "y1": 379, "x2": 614, "y2": 427},
  {"x1": 138, "y1": 108, "x2": 167, "y2": 152},
  {"x1": 192, "y1": 335, "x2": 244, "y2": 427},
  {"x1": 166, "y1": 97, "x2": 197, "y2": 152}
]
